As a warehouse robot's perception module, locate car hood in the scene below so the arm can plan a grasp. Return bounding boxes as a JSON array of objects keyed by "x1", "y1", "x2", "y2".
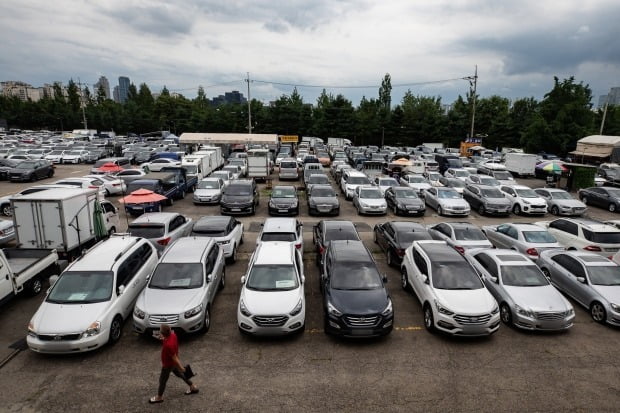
[
  {"x1": 221, "y1": 195, "x2": 253, "y2": 203},
  {"x1": 9, "y1": 167, "x2": 33, "y2": 172},
  {"x1": 591, "y1": 285, "x2": 620, "y2": 304},
  {"x1": 358, "y1": 198, "x2": 387, "y2": 206},
  {"x1": 195, "y1": 188, "x2": 221, "y2": 197},
  {"x1": 138, "y1": 287, "x2": 205, "y2": 314},
  {"x1": 311, "y1": 196, "x2": 338, "y2": 205},
  {"x1": 433, "y1": 288, "x2": 496, "y2": 314},
  {"x1": 438, "y1": 198, "x2": 470, "y2": 208},
  {"x1": 521, "y1": 197, "x2": 547, "y2": 207},
  {"x1": 503, "y1": 285, "x2": 571, "y2": 312},
  {"x1": 31, "y1": 301, "x2": 110, "y2": 334},
  {"x1": 328, "y1": 288, "x2": 389, "y2": 315},
  {"x1": 242, "y1": 287, "x2": 302, "y2": 315},
  {"x1": 553, "y1": 199, "x2": 586, "y2": 208},
  {"x1": 483, "y1": 197, "x2": 511, "y2": 206},
  {"x1": 409, "y1": 183, "x2": 431, "y2": 190},
  {"x1": 271, "y1": 198, "x2": 298, "y2": 205}
]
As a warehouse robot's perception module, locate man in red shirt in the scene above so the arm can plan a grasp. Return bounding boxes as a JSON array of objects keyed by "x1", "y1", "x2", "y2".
[{"x1": 149, "y1": 325, "x2": 198, "y2": 404}]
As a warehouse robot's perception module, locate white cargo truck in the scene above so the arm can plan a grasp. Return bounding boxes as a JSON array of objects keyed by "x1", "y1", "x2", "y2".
[
  {"x1": 247, "y1": 149, "x2": 271, "y2": 181},
  {"x1": 0, "y1": 248, "x2": 60, "y2": 306},
  {"x1": 196, "y1": 145, "x2": 224, "y2": 170},
  {"x1": 181, "y1": 154, "x2": 212, "y2": 181},
  {"x1": 11, "y1": 188, "x2": 120, "y2": 261},
  {"x1": 504, "y1": 153, "x2": 538, "y2": 177}
]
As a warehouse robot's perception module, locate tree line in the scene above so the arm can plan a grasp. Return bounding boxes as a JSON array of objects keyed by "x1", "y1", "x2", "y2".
[{"x1": 1, "y1": 75, "x2": 618, "y2": 155}]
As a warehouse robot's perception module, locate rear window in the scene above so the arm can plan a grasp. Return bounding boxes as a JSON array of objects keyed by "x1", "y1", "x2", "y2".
[
  {"x1": 261, "y1": 232, "x2": 296, "y2": 242},
  {"x1": 281, "y1": 162, "x2": 297, "y2": 169},
  {"x1": 128, "y1": 224, "x2": 165, "y2": 238},
  {"x1": 582, "y1": 229, "x2": 620, "y2": 244},
  {"x1": 453, "y1": 228, "x2": 487, "y2": 241}
]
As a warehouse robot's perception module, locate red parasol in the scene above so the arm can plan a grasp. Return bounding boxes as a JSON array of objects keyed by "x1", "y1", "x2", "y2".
[
  {"x1": 97, "y1": 162, "x2": 125, "y2": 173},
  {"x1": 119, "y1": 189, "x2": 167, "y2": 204}
]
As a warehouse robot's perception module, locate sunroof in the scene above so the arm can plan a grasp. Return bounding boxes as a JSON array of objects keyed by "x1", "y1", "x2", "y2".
[{"x1": 496, "y1": 255, "x2": 528, "y2": 262}]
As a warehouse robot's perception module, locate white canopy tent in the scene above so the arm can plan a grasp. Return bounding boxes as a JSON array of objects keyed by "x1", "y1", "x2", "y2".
[
  {"x1": 179, "y1": 133, "x2": 279, "y2": 145},
  {"x1": 570, "y1": 135, "x2": 620, "y2": 159}
]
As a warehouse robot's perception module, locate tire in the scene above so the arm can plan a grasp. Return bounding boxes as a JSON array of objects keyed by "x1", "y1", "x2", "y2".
[
  {"x1": 437, "y1": 206, "x2": 443, "y2": 216},
  {"x1": 513, "y1": 204, "x2": 521, "y2": 215},
  {"x1": 608, "y1": 203, "x2": 616, "y2": 212},
  {"x1": 581, "y1": 196, "x2": 588, "y2": 205},
  {"x1": 200, "y1": 306, "x2": 211, "y2": 334},
  {"x1": 386, "y1": 249, "x2": 394, "y2": 267},
  {"x1": 423, "y1": 304, "x2": 435, "y2": 332},
  {"x1": 1, "y1": 204, "x2": 11, "y2": 216},
  {"x1": 219, "y1": 267, "x2": 226, "y2": 290},
  {"x1": 478, "y1": 204, "x2": 486, "y2": 216},
  {"x1": 230, "y1": 246, "x2": 237, "y2": 263},
  {"x1": 108, "y1": 315, "x2": 123, "y2": 345},
  {"x1": 551, "y1": 206, "x2": 560, "y2": 215},
  {"x1": 27, "y1": 277, "x2": 43, "y2": 296},
  {"x1": 47, "y1": 170, "x2": 54, "y2": 178},
  {"x1": 168, "y1": 197, "x2": 174, "y2": 206},
  {"x1": 180, "y1": 190, "x2": 186, "y2": 199},
  {"x1": 250, "y1": 205, "x2": 255, "y2": 215},
  {"x1": 590, "y1": 302, "x2": 606, "y2": 323},
  {"x1": 401, "y1": 268, "x2": 411, "y2": 292},
  {"x1": 373, "y1": 231, "x2": 378, "y2": 243},
  {"x1": 500, "y1": 303, "x2": 512, "y2": 325},
  {"x1": 240, "y1": 234, "x2": 244, "y2": 245},
  {"x1": 393, "y1": 205, "x2": 398, "y2": 215}
]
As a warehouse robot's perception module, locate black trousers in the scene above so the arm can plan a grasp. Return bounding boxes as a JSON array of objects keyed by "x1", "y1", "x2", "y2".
[{"x1": 158, "y1": 367, "x2": 193, "y2": 396}]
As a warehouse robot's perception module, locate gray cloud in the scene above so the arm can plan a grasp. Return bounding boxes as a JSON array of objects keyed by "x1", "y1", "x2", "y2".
[
  {"x1": 99, "y1": 3, "x2": 194, "y2": 37},
  {"x1": 263, "y1": 21, "x2": 289, "y2": 34}
]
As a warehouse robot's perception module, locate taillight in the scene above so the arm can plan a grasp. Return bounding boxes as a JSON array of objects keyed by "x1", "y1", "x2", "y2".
[
  {"x1": 319, "y1": 245, "x2": 325, "y2": 254},
  {"x1": 157, "y1": 237, "x2": 172, "y2": 246},
  {"x1": 113, "y1": 183, "x2": 121, "y2": 186},
  {"x1": 454, "y1": 246, "x2": 465, "y2": 254},
  {"x1": 526, "y1": 248, "x2": 539, "y2": 256},
  {"x1": 88, "y1": 185, "x2": 98, "y2": 189},
  {"x1": 295, "y1": 243, "x2": 302, "y2": 249},
  {"x1": 584, "y1": 245, "x2": 602, "y2": 252},
  {"x1": 396, "y1": 248, "x2": 405, "y2": 257}
]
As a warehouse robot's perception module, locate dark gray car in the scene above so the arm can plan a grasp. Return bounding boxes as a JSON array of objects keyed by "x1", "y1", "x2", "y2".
[
  {"x1": 307, "y1": 184, "x2": 340, "y2": 216},
  {"x1": 220, "y1": 180, "x2": 259, "y2": 215},
  {"x1": 268, "y1": 185, "x2": 299, "y2": 216},
  {"x1": 463, "y1": 184, "x2": 511, "y2": 216},
  {"x1": 8, "y1": 160, "x2": 54, "y2": 182},
  {"x1": 384, "y1": 186, "x2": 425, "y2": 216}
]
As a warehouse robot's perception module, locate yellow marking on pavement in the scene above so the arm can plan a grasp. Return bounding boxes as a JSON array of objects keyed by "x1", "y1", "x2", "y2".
[{"x1": 306, "y1": 326, "x2": 423, "y2": 334}]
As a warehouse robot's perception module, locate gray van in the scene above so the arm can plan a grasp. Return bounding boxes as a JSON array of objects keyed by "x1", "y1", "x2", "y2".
[{"x1": 279, "y1": 158, "x2": 299, "y2": 180}]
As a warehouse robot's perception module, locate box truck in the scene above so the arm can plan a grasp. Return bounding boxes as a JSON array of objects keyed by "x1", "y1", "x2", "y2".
[
  {"x1": 504, "y1": 153, "x2": 537, "y2": 177},
  {"x1": 0, "y1": 248, "x2": 60, "y2": 306}
]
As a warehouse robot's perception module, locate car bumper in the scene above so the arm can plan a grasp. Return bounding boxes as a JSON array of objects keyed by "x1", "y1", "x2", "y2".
[
  {"x1": 512, "y1": 313, "x2": 575, "y2": 331},
  {"x1": 358, "y1": 205, "x2": 387, "y2": 215},
  {"x1": 557, "y1": 206, "x2": 586, "y2": 216},
  {"x1": 309, "y1": 205, "x2": 339, "y2": 215},
  {"x1": 324, "y1": 314, "x2": 393, "y2": 338},
  {"x1": 268, "y1": 205, "x2": 299, "y2": 216},
  {"x1": 221, "y1": 204, "x2": 254, "y2": 214},
  {"x1": 216, "y1": 241, "x2": 235, "y2": 258},
  {"x1": 278, "y1": 173, "x2": 299, "y2": 180},
  {"x1": 63, "y1": 158, "x2": 81, "y2": 164},
  {"x1": 435, "y1": 313, "x2": 500, "y2": 336},
  {"x1": 27, "y1": 330, "x2": 109, "y2": 354},
  {"x1": 238, "y1": 311, "x2": 305, "y2": 336},
  {"x1": 125, "y1": 203, "x2": 161, "y2": 215},
  {"x1": 193, "y1": 195, "x2": 221, "y2": 204},
  {"x1": 9, "y1": 175, "x2": 30, "y2": 182},
  {"x1": 0, "y1": 230, "x2": 16, "y2": 245},
  {"x1": 484, "y1": 206, "x2": 511, "y2": 215},
  {"x1": 521, "y1": 205, "x2": 547, "y2": 214},
  {"x1": 397, "y1": 206, "x2": 425, "y2": 216},
  {"x1": 441, "y1": 208, "x2": 471, "y2": 216},
  {"x1": 134, "y1": 312, "x2": 206, "y2": 335}
]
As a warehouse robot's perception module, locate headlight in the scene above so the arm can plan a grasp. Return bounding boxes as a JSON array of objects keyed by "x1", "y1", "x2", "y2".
[
  {"x1": 239, "y1": 299, "x2": 252, "y2": 317},
  {"x1": 28, "y1": 321, "x2": 36, "y2": 337},
  {"x1": 218, "y1": 240, "x2": 230, "y2": 245},
  {"x1": 381, "y1": 299, "x2": 393, "y2": 316},
  {"x1": 515, "y1": 305, "x2": 533, "y2": 318},
  {"x1": 435, "y1": 300, "x2": 454, "y2": 316},
  {"x1": 134, "y1": 306, "x2": 145, "y2": 319},
  {"x1": 81, "y1": 321, "x2": 101, "y2": 338},
  {"x1": 522, "y1": 199, "x2": 531, "y2": 205},
  {"x1": 290, "y1": 299, "x2": 303, "y2": 316},
  {"x1": 567, "y1": 308, "x2": 575, "y2": 316},
  {"x1": 491, "y1": 304, "x2": 499, "y2": 314},
  {"x1": 268, "y1": 200, "x2": 276, "y2": 207},
  {"x1": 360, "y1": 202, "x2": 369, "y2": 208},
  {"x1": 309, "y1": 200, "x2": 316, "y2": 207},
  {"x1": 610, "y1": 303, "x2": 620, "y2": 312},
  {"x1": 184, "y1": 303, "x2": 203, "y2": 319},
  {"x1": 327, "y1": 302, "x2": 342, "y2": 317}
]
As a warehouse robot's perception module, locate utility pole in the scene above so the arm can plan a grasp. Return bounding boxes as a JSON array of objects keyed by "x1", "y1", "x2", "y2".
[
  {"x1": 77, "y1": 77, "x2": 88, "y2": 129},
  {"x1": 464, "y1": 66, "x2": 478, "y2": 139},
  {"x1": 600, "y1": 99, "x2": 609, "y2": 135},
  {"x1": 246, "y1": 72, "x2": 252, "y2": 134}
]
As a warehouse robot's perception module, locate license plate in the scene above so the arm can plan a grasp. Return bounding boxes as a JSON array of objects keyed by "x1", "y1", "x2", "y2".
[
  {"x1": 231, "y1": 208, "x2": 241, "y2": 212},
  {"x1": 278, "y1": 209, "x2": 288, "y2": 213},
  {"x1": 351, "y1": 329, "x2": 372, "y2": 336}
]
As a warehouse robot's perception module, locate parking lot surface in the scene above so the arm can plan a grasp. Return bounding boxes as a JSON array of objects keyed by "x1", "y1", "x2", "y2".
[{"x1": 0, "y1": 163, "x2": 619, "y2": 412}]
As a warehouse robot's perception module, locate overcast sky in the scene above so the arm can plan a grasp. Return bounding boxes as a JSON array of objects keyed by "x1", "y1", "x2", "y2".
[{"x1": 1, "y1": 0, "x2": 619, "y2": 107}]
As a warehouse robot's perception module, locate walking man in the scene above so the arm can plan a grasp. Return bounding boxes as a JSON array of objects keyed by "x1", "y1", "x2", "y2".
[{"x1": 149, "y1": 325, "x2": 198, "y2": 404}]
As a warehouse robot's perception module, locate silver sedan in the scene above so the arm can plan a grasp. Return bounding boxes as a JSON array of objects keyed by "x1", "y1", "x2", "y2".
[
  {"x1": 353, "y1": 186, "x2": 387, "y2": 215},
  {"x1": 423, "y1": 187, "x2": 470, "y2": 216},
  {"x1": 465, "y1": 248, "x2": 574, "y2": 331},
  {"x1": 482, "y1": 223, "x2": 563, "y2": 260},
  {"x1": 534, "y1": 188, "x2": 587, "y2": 216}
]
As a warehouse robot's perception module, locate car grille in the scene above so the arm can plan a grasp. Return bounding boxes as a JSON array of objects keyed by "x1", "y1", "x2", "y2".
[
  {"x1": 530, "y1": 205, "x2": 546, "y2": 209},
  {"x1": 535, "y1": 311, "x2": 568, "y2": 321},
  {"x1": 149, "y1": 314, "x2": 180, "y2": 324},
  {"x1": 454, "y1": 314, "x2": 492, "y2": 325},
  {"x1": 450, "y1": 206, "x2": 467, "y2": 210},
  {"x1": 37, "y1": 333, "x2": 81, "y2": 341},
  {"x1": 344, "y1": 315, "x2": 380, "y2": 327},
  {"x1": 275, "y1": 204, "x2": 290, "y2": 208},
  {"x1": 252, "y1": 315, "x2": 288, "y2": 327}
]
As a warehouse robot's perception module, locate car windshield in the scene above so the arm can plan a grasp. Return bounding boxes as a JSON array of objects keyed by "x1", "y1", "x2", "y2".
[
  {"x1": 47, "y1": 271, "x2": 114, "y2": 304},
  {"x1": 522, "y1": 230, "x2": 556, "y2": 243},
  {"x1": 359, "y1": 189, "x2": 382, "y2": 199},
  {"x1": 16, "y1": 161, "x2": 37, "y2": 169},
  {"x1": 431, "y1": 262, "x2": 483, "y2": 289},
  {"x1": 428, "y1": 173, "x2": 441, "y2": 180},
  {"x1": 551, "y1": 191, "x2": 573, "y2": 200},
  {"x1": 587, "y1": 265, "x2": 620, "y2": 285},
  {"x1": 480, "y1": 177, "x2": 500, "y2": 186},
  {"x1": 309, "y1": 176, "x2": 329, "y2": 184},
  {"x1": 128, "y1": 224, "x2": 165, "y2": 238},
  {"x1": 325, "y1": 227, "x2": 359, "y2": 242},
  {"x1": 197, "y1": 180, "x2": 220, "y2": 189},
  {"x1": 225, "y1": 185, "x2": 251, "y2": 196},
  {"x1": 395, "y1": 189, "x2": 418, "y2": 199},
  {"x1": 261, "y1": 232, "x2": 296, "y2": 242},
  {"x1": 397, "y1": 231, "x2": 432, "y2": 243},
  {"x1": 331, "y1": 263, "x2": 383, "y2": 290},
  {"x1": 454, "y1": 170, "x2": 469, "y2": 177},
  {"x1": 184, "y1": 165, "x2": 198, "y2": 174},
  {"x1": 448, "y1": 179, "x2": 465, "y2": 188},
  {"x1": 213, "y1": 173, "x2": 229, "y2": 180},
  {"x1": 481, "y1": 188, "x2": 504, "y2": 197},
  {"x1": 65, "y1": 151, "x2": 81, "y2": 155},
  {"x1": 500, "y1": 265, "x2": 549, "y2": 286},
  {"x1": 379, "y1": 179, "x2": 398, "y2": 186},
  {"x1": 408, "y1": 176, "x2": 427, "y2": 183},
  {"x1": 348, "y1": 176, "x2": 370, "y2": 185},
  {"x1": 50, "y1": 150, "x2": 64, "y2": 155},
  {"x1": 494, "y1": 171, "x2": 512, "y2": 180},
  {"x1": 454, "y1": 227, "x2": 488, "y2": 241},
  {"x1": 246, "y1": 264, "x2": 299, "y2": 291},
  {"x1": 191, "y1": 223, "x2": 228, "y2": 237},
  {"x1": 149, "y1": 263, "x2": 203, "y2": 289},
  {"x1": 515, "y1": 189, "x2": 538, "y2": 198},
  {"x1": 281, "y1": 162, "x2": 297, "y2": 168},
  {"x1": 437, "y1": 189, "x2": 460, "y2": 199},
  {"x1": 311, "y1": 188, "x2": 335, "y2": 197},
  {"x1": 582, "y1": 229, "x2": 620, "y2": 244},
  {"x1": 272, "y1": 188, "x2": 296, "y2": 198},
  {"x1": 606, "y1": 188, "x2": 620, "y2": 197}
]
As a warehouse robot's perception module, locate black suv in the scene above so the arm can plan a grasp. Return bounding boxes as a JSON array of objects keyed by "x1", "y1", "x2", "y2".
[
  {"x1": 220, "y1": 179, "x2": 259, "y2": 215},
  {"x1": 321, "y1": 240, "x2": 393, "y2": 338},
  {"x1": 8, "y1": 160, "x2": 54, "y2": 182}
]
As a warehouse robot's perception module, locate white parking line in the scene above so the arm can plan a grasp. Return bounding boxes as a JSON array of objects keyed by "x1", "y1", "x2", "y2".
[{"x1": 71, "y1": 170, "x2": 82, "y2": 174}]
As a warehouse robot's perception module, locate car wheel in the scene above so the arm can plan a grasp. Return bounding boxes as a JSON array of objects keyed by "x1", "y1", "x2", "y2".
[
  {"x1": 581, "y1": 196, "x2": 588, "y2": 205},
  {"x1": 401, "y1": 268, "x2": 411, "y2": 292},
  {"x1": 609, "y1": 203, "x2": 616, "y2": 212},
  {"x1": 108, "y1": 315, "x2": 123, "y2": 345},
  {"x1": 478, "y1": 205, "x2": 485, "y2": 216},
  {"x1": 423, "y1": 304, "x2": 435, "y2": 332},
  {"x1": 500, "y1": 303, "x2": 512, "y2": 325},
  {"x1": 437, "y1": 206, "x2": 443, "y2": 216},
  {"x1": 200, "y1": 306, "x2": 211, "y2": 334},
  {"x1": 551, "y1": 206, "x2": 560, "y2": 215},
  {"x1": 386, "y1": 249, "x2": 394, "y2": 267},
  {"x1": 1, "y1": 204, "x2": 11, "y2": 216},
  {"x1": 27, "y1": 277, "x2": 43, "y2": 296},
  {"x1": 513, "y1": 204, "x2": 521, "y2": 215},
  {"x1": 230, "y1": 246, "x2": 237, "y2": 263},
  {"x1": 47, "y1": 170, "x2": 54, "y2": 178},
  {"x1": 373, "y1": 231, "x2": 378, "y2": 243},
  {"x1": 590, "y1": 301, "x2": 606, "y2": 323},
  {"x1": 250, "y1": 205, "x2": 255, "y2": 215},
  {"x1": 180, "y1": 190, "x2": 186, "y2": 199},
  {"x1": 393, "y1": 205, "x2": 398, "y2": 215},
  {"x1": 168, "y1": 197, "x2": 174, "y2": 206},
  {"x1": 219, "y1": 267, "x2": 226, "y2": 290}
]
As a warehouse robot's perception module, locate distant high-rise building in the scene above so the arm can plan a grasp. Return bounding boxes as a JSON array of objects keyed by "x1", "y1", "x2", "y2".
[
  {"x1": 209, "y1": 90, "x2": 247, "y2": 106},
  {"x1": 94, "y1": 76, "x2": 111, "y2": 100},
  {"x1": 118, "y1": 76, "x2": 130, "y2": 103},
  {"x1": 599, "y1": 86, "x2": 620, "y2": 108},
  {"x1": 113, "y1": 86, "x2": 120, "y2": 103}
]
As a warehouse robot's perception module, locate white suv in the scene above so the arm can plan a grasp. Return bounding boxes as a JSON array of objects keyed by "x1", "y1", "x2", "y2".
[
  {"x1": 340, "y1": 170, "x2": 371, "y2": 200},
  {"x1": 256, "y1": 217, "x2": 303, "y2": 251},
  {"x1": 237, "y1": 242, "x2": 305, "y2": 335},
  {"x1": 27, "y1": 235, "x2": 158, "y2": 353},
  {"x1": 500, "y1": 185, "x2": 547, "y2": 215},
  {"x1": 536, "y1": 218, "x2": 620, "y2": 258}
]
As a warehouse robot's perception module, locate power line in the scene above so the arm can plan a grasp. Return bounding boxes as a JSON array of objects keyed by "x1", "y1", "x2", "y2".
[{"x1": 251, "y1": 76, "x2": 470, "y2": 89}]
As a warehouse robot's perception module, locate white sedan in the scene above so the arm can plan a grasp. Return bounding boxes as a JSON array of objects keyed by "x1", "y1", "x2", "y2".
[
  {"x1": 83, "y1": 174, "x2": 127, "y2": 196},
  {"x1": 144, "y1": 158, "x2": 181, "y2": 171}
]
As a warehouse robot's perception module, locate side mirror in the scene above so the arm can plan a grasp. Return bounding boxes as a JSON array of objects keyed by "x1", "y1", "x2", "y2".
[
  {"x1": 422, "y1": 274, "x2": 429, "y2": 284},
  {"x1": 49, "y1": 274, "x2": 59, "y2": 286},
  {"x1": 117, "y1": 285, "x2": 126, "y2": 296},
  {"x1": 207, "y1": 274, "x2": 213, "y2": 283},
  {"x1": 576, "y1": 276, "x2": 586, "y2": 284},
  {"x1": 301, "y1": 276, "x2": 306, "y2": 284},
  {"x1": 489, "y1": 276, "x2": 498, "y2": 283},
  {"x1": 240, "y1": 276, "x2": 246, "y2": 284},
  {"x1": 382, "y1": 274, "x2": 388, "y2": 283}
]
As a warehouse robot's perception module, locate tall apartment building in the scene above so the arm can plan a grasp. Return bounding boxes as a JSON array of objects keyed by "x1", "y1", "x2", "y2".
[
  {"x1": 598, "y1": 86, "x2": 620, "y2": 108},
  {"x1": 1, "y1": 80, "x2": 85, "y2": 102},
  {"x1": 210, "y1": 90, "x2": 247, "y2": 106},
  {"x1": 118, "y1": 76, "x2": 130, "y2": 103},
  {"x1": 94, "y1": 76, "x2": 111, "y2": 99},
  {"x1": 113, "y1": 86, "x2": 120, "y2": 103}
]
